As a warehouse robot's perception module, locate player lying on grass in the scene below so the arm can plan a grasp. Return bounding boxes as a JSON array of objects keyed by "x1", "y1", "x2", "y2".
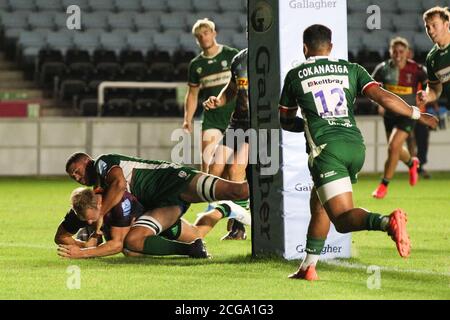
[
  {"x1": 279, "y1": 24, "x2": 439, "y2": 281},
  {"x1": 65, "y1": 153, "x2": 250, "y2": 256},
  {"x1": 56, "y1": 187, "x2": 250, "y2": 259}
]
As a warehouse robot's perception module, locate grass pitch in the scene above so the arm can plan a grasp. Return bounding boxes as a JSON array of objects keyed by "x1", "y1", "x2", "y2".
[{"x1": 0, "y1": 173, "x2": 449, "y2": 300}]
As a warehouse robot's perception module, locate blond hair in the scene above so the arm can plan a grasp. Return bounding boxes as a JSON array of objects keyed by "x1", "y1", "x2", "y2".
[
  {"x1": 389, "y1": 36, "x2": 410, "y2": 50},
  {"x1": 192, "y1": 18, "x2": 215, "y2": 35},
  {"x1": 71, "y1": 187, "x2": 97, "y2": 218},
  {"x1": 423, "y1": 6, "x2": 450, "y2": 22}
]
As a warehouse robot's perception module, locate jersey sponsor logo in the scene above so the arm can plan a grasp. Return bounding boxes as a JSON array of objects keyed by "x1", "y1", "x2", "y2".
[
  {"x1": 435, "y1": 65, "x2": 450, "y2": 83},
  {"x1": 97, "y1": 160, "x2": 108, "y2": 176},
  {"x1": 327, "y1": 119, "x2": 353, "y2": 127},
  {"x1": 384, "y1": 84, "x2": 413, "y2": 95},
  {"x1": 298, "y1": 64, "x2": 349, "y2": 80},
  {"x1": 200, "y1": 71, "x2": 232, "y2": 89},
  {"x1": 320, "y1": 170, "x2": 337, "y2": 179},
  {"x1": 178, "y1": 170, "x2": 187, "y2": 178},
  {"x1": 121, "y1": 199, "x2": 131, "y2": 217},
  {"x1": 237, "y1": 77, "x2": 248, "y2": 88}
]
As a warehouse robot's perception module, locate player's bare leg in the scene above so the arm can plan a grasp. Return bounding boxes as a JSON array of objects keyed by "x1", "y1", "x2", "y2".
[
  {"x1": 124, "y1": 206, "x2": 182, "y2": 252},
  {"x1": 289, "y1": 189, "x2": 329, "y2": 281},
  {"x1": 201, "y1": 129, "x2": 223, "y2": 172}
]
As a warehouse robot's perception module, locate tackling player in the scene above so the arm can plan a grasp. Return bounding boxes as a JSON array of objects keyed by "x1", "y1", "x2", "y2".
[
  {"x1": 279, "y1": 24, "x2": 438, "y2": 280},
  {"x1": 65, "y1": 153, "x2": 251, "y2": 256}
]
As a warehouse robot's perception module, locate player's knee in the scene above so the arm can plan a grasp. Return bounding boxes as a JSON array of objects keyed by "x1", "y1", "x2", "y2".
[
  {"x1": 230, "y1": 182, "x2": 249, "y2": 200},
  {"x1": 124, "y1": 232, "x2": 144, "y2": 252}
]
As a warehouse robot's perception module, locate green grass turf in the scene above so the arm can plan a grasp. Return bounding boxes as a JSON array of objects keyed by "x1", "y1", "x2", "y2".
[{"x1": 0, "y1": 174, "x2": 449, "y2": 300}]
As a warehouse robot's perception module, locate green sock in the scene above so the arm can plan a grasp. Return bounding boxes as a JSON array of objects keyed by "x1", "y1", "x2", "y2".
[
  {"x1": 305, "y1": 237, "x2": 326, "y2": 255},
  {"x1": 233, "y1": 199, "x2": 249, "y2": 209},
  {"x1": 406, "y1": 158, "x2": 413, "y2": 168},
  {"x1": 141, "y1": 236, "x2": 192, "y2": 256},
  {"x1": 365, "y1": 213, "x2": 389, "y2": 231},
  {"x1": 215, "y1": 202, "x2": 232, "y2": 218}
]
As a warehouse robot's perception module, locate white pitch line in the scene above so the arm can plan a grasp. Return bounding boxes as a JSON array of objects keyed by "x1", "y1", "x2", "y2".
[
  {"x1": 323, "y1": 259, "x2": 450, "y2": 277},
  {"x1": 0, "y1": 243, "x2": 54, "y2": 250}
]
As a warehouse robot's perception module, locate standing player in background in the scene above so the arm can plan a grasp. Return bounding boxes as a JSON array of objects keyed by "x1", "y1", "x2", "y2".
[
  {"x1": 371, "y1": 37, "x2": 427, "y2": 199},
  {"x1": 417, "y1": 7, "x2": 450, "y2": 107},
  {"x1": 183, "y1": 18, "x2": 239, "y2": 172},
  {"x1": 279, "y1": 24, "x2": 438, "y2": 280},
  {"x1": 203, "y1": 48, "x2": 249, "y2": 240}
]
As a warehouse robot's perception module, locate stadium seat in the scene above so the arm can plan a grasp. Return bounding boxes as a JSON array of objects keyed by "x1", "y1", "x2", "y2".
[
  {"x1": 28, "y1": 12, "x2": 55, "y2": 30},
  {"x1": 133, "y1": 98, "x2": 162, "y2": 117},
  {"x1": 397, "y1": 0, "x2": 423, "y2": 13},
  {"x1": 347, "y1": 0, "x2": 370, "y2": 14},
  {"x1": 141, "y1": 0, "x2": 167, "y2": 12},
  {"x1": 152, "y1": 32, "x2": 180, "y2": 56},
  {"x1": 174, "y1": 62, "x2": 189, "y2": 81},
  {"x1": 59, "y1": 79, "x2": 87, "y2": 102},
  {"x1": 103, "y1": 98, "x2": 133, "y2": 117},
  {"x1": 114, "y1": 0, "x2": 141, "y2": 12},
  {"x1": 81, "y1": 12, "x2": 108, "y2": 30},
  {"x1": 232, "y1": 33, "x2": 247, "y2": 50},
  {"x1": 414, "y1": 32, "x2": 433, "y2": 54},
  {"x1": 374, "y1": 0, "x2": 398, "y2": 13},
  {"x1": 94, "y1": 61, "x2": 121, "y2": 80},
  {"x1": 148, "y1": 62, "x2": 175, "y2": 81},
  {"x1": 362, "y1": 30, "x2": 392, "y2": 56},
  {"x1": 121, "y1": 62, "x2": 148, "y2": 81},
  {"x1": 160, "y1": 12, "x2": 187, "y2": 32},
  {"x1": 37, "y1": 48, "x2": 64, "y2": 69},
  {"x1": 0, "y1": 0, "x2": 9, "y2": 10},
  {"x1": 40, "y1": 61, "x2": 66, "y2": 90},
  {"x1": 214, "y1": 14, "x2": 239, "y2": 31},
  {"x1": 120, "y1": 50, "x2": 145, "y2": 64},
  {"x1": 219, "y1": 0, "x2": 243, "y2": 14},
  {"x1": 192, "y1": 0, "x2": 219, "y2": 13},
  {"x1": 93, "y1": 49, "x2": 118, "y2": 64},
  {"x1": 79, "y1": 98, "x2": 99, "y2": 116},
  {"x1": 46, "y1": 31, "x2": 74, "y2": 53},
  {"x1": 100, "y1": 32, "x2": 126, "y2": 54},
  {"x1": 422, "y1": 0, "x2": 446, "y2": 11},
  {"x1": 53, "y1": 13, "x2": 68, "y2": 30},
  {"x1": 108, "y1": 12, "x2": 136, "y2": 31},
  {"x1": 179, "y1": 32, "x2": 199, "y2": 53},
  {"x1": 238, "y1": 14, "x2": 247, "y2": 32},
  {"x1": 67, "y1": 62, "x2": 95, "y2": 81},
  {"x1": 134, "y1": 13, "x2": 161, "y2": 32},
  {"x1": 380, "y1": 13, "x2": 395, "y2": 31},
  {"x1": 347, "y1": 13, "x2": 367, "y2": 30},
  {"x1": 348, "y1": 29, "x2": 365, "y2": 55},
  {"x1": 88, "y1": 0, "x2": 115, "y2": 12},
  {"x1": 147, "y1": 50, "x2": 171, "y2": 64},
  {"x1": 162, "y1": 98, "x2": 182, "y2": 117},
  {"x1": 61, "y1": 0, "x2": 90, "y2": 11},
  {"x1": 216, "y1": 29, "x2": 236, "y2": 46},
  {"x1": 126, "y1": 31, "x2": 155, "y2": 54},
  {"x1": 393, "y1": 14, "x2": 421, "y2": 31},
  {"x1": 167, "y1": 0, "x2": 194, "y2": 13},
  {"x1": 66, "y1": 49, "x2": 91, "y2": 64},
  {"x1": 36, "y1": 0, "x2": 62, "y2": 11},
  {"x1": 73, "y1": 33, "x2": 99, "y2": 53},
  {"x1": 8, "y1": 0, "x2": 36, "y2": 11},
  {"x1": 173, "y1": 49, "x2": 196, "y2": 64}
]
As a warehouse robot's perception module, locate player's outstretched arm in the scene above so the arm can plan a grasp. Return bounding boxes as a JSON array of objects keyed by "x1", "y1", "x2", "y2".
[
  {"x1": 57, "y1": 226, "x2": 130, "y2": 259},
  {"x1": 364, "y1": 85, "x2": 439, "y2": 130},
  {"x1": 203, "y1": 79, "x2": 238, "y2": 111}
]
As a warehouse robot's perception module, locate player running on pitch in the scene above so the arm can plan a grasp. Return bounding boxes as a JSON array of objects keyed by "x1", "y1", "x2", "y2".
[{"x1": 279, "y1": 24, "x2": 438, "y2": 280}]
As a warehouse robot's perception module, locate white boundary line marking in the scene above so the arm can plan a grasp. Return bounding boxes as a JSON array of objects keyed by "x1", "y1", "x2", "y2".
[{"x1": 323, "y1": 259, "x2": 450, "y2": 277}]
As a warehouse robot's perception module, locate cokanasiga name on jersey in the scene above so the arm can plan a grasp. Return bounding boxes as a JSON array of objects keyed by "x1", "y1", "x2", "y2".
[{"x1": 297, "y1": 63, "x2": 349, "y2": 79}]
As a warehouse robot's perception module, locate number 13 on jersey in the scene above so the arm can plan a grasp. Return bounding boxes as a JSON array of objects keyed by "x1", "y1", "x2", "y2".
[{"x1": 301, "y1": 75, "x2": 349, "y2": 119}]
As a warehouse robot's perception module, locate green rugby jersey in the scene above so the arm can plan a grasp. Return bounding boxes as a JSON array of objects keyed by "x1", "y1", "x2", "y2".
[
  {"x1": 279, "y1": 56, "x2": 377, "y2": 150},
  {"x1": 94, "y1": 154, "x2": 197, "y2": 209},
  {"x1": 425, "y1": 43, "x2": 450, "y2": 100},
  {"x1": 188, "y1": 45, "x2": 239, "y2": 131}
]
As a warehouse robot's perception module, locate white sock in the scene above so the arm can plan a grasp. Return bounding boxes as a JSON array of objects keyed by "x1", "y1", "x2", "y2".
[{"x1": 301, "y1": 254, "x2": 320, "y2": 270}]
